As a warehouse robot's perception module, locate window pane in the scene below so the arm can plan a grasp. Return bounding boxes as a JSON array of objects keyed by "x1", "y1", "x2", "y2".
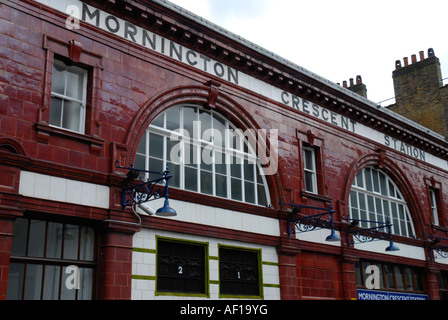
[
  {"x1": 199, "y1": 110, "x2": 212, "y2": 142},
  {"x1": 212, "y1": 114, "x2": 226, "y2": 147},
  {"x1": 215, "y1": 151, "x2": 226, "y2": 175},
  {"x1": 11, "y1": 218, "x2": 28, "y2": 256},
  {"x1": 395, "y1": 266, "x2": 404, "y2": 290},
  {"x1": 385, "y1": 264, "x2": 395, "y2": 289},
  {"x1": 49, "y1": 97, "x2": 63, "y2": 127},
  {"x1": 63, "y1": 224, "x2": 80, "y2": 260},
  {"x1": 200, "y1": 170, "x2": 213, "y2": 195},
  {"x1": 365, "y1": 168, "x2": 373, "y2": 191},
  {"x1": 66, "y1": 69, "x2": 84, "y2": 100},
  {"x1": 231, "y1": 156, "x2": 242, "y2": 178},
  {"x1": 201, "y1": 146, "x2": 213, "y2": 172},
  {"x1": 28, "y1": 220, "x2": 46, "y2": 257},
  {"x1": 148, "y1": 157, "x2": 163, "y2": 176},
  {"x1": 257, "y1": 184, "x2": 268, "y2": 206},
  {"x1": 46, "y1": 222, "x2": 63, "y2": 259},
  {"x1": 185, "y1": 167, "x2": 198, "y2": 191},
  {"x1": 6, "y1": 263, "x2": 25, "y2": 300},
  {"x1": 61, "y1": 266, "x2": 76, "y2": 300},
  {"x1": 78, "y1": 268, "x2": 93, "y2": 300},
  {"x1": 185, "y1": 143, "x2": 198, "y2": 168},
  {"x1": 79, "y1": 226, "x2": 95, "y2": 261},
  {"x1": 219, "y1": 248, "x2": 260, "y2": 296},
  {"x1": 167, "y1": 162, "x2": 180, "y2": 188},
  {"x1": 304, "y1": 148, "x2": 313, "y2": 170},
  {"x1": 216, "y1": 174, "x2": 227, "y2": 198},
  {"x1": 405, "y1": 268, "x2": 413, "y2": 290},
  {"x1": 148, "y1": 134, "x2": 164, "y2": 160},
  {"x1": 304, "y1": 171, "x2": 314, "y2": 193},
  {"x1": 244, "y1": 181, "x2": 255, "y2": 204},
  {"x1": 62, "y1": 100, "x2": 82, "y2": 132},
  {"x1": 52, "y1": 63, "x2": 65, "y2": 95},
  {"x1": 244, "y1": 159, "x2": 255, "y2": 182},
  {"x1": 43, "y1": 265, "x2": 60, "y2": 300},
  {"x1": 137, "y1": 132, "x2": 146, "y2": 155},
  {"x1": 24, "y1": 264, "x2": 43, "y2": 300},
  {"x1": 379, "y1": 172, "x2": 388, "y2": 196},
  {"x1": 183, "y1": 106, "x2": 196, "y2": 138},
  {"x1": 166, "y1": 107, "x2": 180, "y2": 131},
  {"x1": 152, "y1": 113, "x2": 164, "y2": 128},
  {"x1": 231, "y1": 178, "x2": 242, "y2": 201},
  {"x1": 355, "y1": 171, "x2": 364, "y2": 188},
  {"x1": 157, "y1": 240, "x2": 206, "y2": 294}
]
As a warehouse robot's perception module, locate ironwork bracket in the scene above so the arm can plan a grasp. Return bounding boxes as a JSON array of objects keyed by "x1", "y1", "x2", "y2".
[
  {"x1": 280, "y1": 202, "x2": 340, "y2": 241},
  {"x1": 344, "y1": 216, "x2": 399, "y2": 251},
  {"x1": 424, "y1": 234, "x2": 448, "y2": 260},
  {"x1": 115, "y1": 161, "x2": 173, "y2": 211}
]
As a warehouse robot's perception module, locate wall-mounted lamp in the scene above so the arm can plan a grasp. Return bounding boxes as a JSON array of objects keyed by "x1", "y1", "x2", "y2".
[
  {"x1": 280, "y1": 201, "x2": 341, "y2": 242},
  {"x1": 115, "y1": 161, "x2": 177, "y2": 217},
  {"x1": 344, "y1": 216, "x2": 399, "y2": 252},
  {"x1": 424, "y1": 234, "x2": 448, "y2": 260}
]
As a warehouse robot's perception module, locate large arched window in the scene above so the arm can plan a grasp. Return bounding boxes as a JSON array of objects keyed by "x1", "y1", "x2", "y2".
[
  {"x1": 134, "y1": 105, "x2": 271, "y2": 207},
  {"x1": 349, "y1": 166, "x2": 416, "y2": 238}
]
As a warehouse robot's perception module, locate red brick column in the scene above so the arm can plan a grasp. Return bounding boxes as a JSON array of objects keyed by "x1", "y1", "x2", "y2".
[
  {"x1": 340, "y1": 253, "x2": 358, "y2": 300},
  {"x1": 0, "y1": 209, "x2": 23, "y2": 300},
  {"x1": 277, "y1": 238, "x2": 301, "y2": 300},
  {"x1": 425, "y1": 263, "x2": 441, "y2": 300},
  {"x1": 98, "y1": 221, "x2": 140, "y2": 300}
]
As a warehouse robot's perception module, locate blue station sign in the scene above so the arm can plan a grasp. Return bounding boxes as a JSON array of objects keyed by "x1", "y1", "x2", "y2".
[{"x1": 357, "y1": 289, "x2": 429, "y2": 300}]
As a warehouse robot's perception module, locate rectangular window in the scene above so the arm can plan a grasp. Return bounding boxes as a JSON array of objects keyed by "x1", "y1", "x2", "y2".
[
  {"x1": 50, "y1": 59, "x2": 87, "y2": 134},
  {"x1": 303, "y1": 146, "x2": 317, "y2": 194},
  {"x1": 356, "y1": 259, "x2": 424, "y2": 293},
  {"x1": 429, "y1": 188, "x2": 440, "y2": 226},
  {"x1": 156, "y1": 238, "x2": 207, "y2": 295},
  {"x1": 6, "y1": 218, "x2": 96, "y2": 300},
  {"x1": 219, "y1": 247, "x2": 261, "y2": 297}
]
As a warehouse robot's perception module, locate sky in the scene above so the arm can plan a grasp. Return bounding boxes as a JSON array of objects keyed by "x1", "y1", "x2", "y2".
[{"x1": 168, "y1": 0, "x2": 448, "y2": 106}]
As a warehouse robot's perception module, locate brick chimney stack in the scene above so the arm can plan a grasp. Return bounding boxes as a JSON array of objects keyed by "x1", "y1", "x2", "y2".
[
  {"x1": 388, "y1": 48, "x2": 448, "y2": 139},
  {"x1": 341, "y1": 75, "x2": 367, "y2": 98}
]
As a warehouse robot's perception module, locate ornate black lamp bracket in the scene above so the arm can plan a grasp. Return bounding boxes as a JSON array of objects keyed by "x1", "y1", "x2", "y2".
[
  {"x1": 280, "y1": 201, "x2": 340, "y2": 242},
  {"x1": 343, "y1": 216, "x2": 399, "y2": 251},
  {"x1": 115, "y1": 161, "x2": 174, "y2": 214}
]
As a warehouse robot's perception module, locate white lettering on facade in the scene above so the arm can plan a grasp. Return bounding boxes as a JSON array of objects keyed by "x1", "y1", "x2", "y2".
[{"x1": 38, "y1": 0, "x2": 446, "y2": 169}]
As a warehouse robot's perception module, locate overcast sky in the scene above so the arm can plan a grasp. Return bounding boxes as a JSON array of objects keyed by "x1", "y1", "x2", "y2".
[{"x1": 168, "y1": 0, "x2": 448, "y2": 106}]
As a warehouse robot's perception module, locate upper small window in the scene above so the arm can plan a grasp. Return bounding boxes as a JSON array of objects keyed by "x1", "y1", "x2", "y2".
[
  {"x1": 303, "y1": 146, "x2": 317, "y2": 194},
  {"x1": 50, "y1": 59, "x2": 87, "y2": 134},
  {"x1": 429, "y1": 188, "x2": 440, "y2": 226}
]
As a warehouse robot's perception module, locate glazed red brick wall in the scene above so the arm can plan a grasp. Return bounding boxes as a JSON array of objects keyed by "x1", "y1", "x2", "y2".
[
  {"x1": 1, "y1": 0, "x2": 448, "y2": 300},
  {"x1": 296, "y1": 252, "x2": 343, "y2": 300}
]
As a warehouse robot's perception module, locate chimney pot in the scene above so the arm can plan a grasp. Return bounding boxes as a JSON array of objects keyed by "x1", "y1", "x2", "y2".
[
  {"x1": 356, "y1": 75, "x2": 362, "y2": 84},
  {"x1": 428, "y1": 48, "x2": 435, "y2": 57},
  {"x1": 395, "y1": 60, "x2": 402, "y2": 69},
  {"x1": 349, "y1": 78, "x2": 354, "y2": 86},
  {"x1": 404, "y1": 57, "x2": 409, "y2": 66},
  {"x1": 343, "y1": 80, "x2": 347, "y2": 88},
  {"x1": 419, "y1": 51, "x2": 425, "y2": 61},
  {"x1": 411, "y1": 54, "x2": 417, "y2": 64}
]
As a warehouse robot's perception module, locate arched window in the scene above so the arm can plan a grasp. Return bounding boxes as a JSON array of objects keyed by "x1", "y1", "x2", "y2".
[
  {"x1": 134, "y1": 105, "x2": 271, "y2": 207},
  {"x1": 349, "y1": 166, "x2": 416, "y2": 238}
]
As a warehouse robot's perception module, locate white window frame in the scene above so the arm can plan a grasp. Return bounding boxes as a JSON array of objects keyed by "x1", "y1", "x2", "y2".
[
  {"x1": 303, "y1": 146, "x2": 317, "y2": 194},
  {"x1": 50, "y1": 59, "x2": 87, "y2": 134},
  {"x1": 429, "y1": 188, "x2": 439, "y2": 226},
  {"x1": 349, "y1": 167, "x2": 416, "y2": 238},
  {"x1": 135, "y1": 105, "x2": 271, "y2": 207}
]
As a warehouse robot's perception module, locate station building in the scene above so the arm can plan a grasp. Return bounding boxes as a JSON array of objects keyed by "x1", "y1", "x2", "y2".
[{"x1": 1, "y1": 0, "x2": 447, "y2": 300}]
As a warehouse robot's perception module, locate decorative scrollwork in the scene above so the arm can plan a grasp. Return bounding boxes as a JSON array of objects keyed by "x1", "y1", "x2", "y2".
[{"x1": 115, "y1": 161, "x2": 173, "y2": 210}]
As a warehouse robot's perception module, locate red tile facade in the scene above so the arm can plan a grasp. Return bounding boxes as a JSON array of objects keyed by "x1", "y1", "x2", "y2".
[{"x1": 1, "y1": 0, "x2": 448, "y2": 301}]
